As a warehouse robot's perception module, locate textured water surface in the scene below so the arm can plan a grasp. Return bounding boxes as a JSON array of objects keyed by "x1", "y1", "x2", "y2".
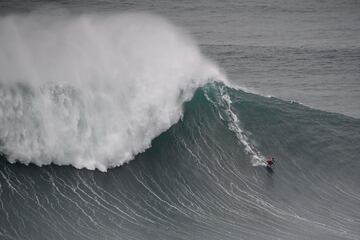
[{"x1": 0, "y1": 1, "x2": 360, "y2": 240}]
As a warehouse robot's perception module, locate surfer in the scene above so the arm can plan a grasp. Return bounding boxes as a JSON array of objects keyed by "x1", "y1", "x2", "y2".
[{"x1": 266, "y1": 156, "x2": 274, "y2": 167}]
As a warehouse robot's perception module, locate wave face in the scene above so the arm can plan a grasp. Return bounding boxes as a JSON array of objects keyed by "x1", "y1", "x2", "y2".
[
  {"x1": 1, "y1": 82, "x2": 360, "y2": 240},
  {"x1": 0, "y1": 13, "x2": 223, "y2": 171}
]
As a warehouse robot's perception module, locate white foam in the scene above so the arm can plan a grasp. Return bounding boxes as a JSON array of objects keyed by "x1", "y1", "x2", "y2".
[{"x1": 0, "y1": 12, "x2": 224, "y2": 171}]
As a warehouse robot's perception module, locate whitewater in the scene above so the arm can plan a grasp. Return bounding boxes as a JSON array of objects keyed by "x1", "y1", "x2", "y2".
[
  {"x1": 0, "y1": 13, "x2": 224, "y2": 171},
  {"x1": 1, "y1": 2, "x2": 360, "y2": 240}
]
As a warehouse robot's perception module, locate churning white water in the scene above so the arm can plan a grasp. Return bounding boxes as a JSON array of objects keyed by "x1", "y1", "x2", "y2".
[{"x1": 0, "y1": 12, "x2": 224, "y2": 171}]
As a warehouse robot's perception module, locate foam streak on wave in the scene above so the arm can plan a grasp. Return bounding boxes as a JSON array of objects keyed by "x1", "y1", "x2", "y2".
[
  {"x1": 0, "y1": 12, "x2": 223, "y2": 171},
  {"x1": 205, "y1": 83, "x2": 266, "y2": 166}
]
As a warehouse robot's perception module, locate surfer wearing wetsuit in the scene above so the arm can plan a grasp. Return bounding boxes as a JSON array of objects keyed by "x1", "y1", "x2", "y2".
[{"x1": 266, "y1": 156, "x2": 274, "y2": 167}]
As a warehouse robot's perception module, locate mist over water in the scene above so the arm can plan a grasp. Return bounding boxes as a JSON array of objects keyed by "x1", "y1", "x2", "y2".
[{"x1": 0, "y1": 12, "x2": 224, "y2": 171}]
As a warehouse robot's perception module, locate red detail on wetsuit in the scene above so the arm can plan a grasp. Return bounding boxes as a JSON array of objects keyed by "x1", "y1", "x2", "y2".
[{"x1": 266, "y1": 156, "x2": 274, "y2": 166}]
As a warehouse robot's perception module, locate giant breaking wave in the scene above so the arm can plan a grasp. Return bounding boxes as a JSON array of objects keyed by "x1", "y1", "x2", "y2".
[{"x1": 0, "y1": 12, "x2": 224, "y2": 171}]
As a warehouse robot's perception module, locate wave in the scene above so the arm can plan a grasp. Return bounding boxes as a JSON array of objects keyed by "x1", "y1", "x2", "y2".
[
  {"x1": 203, "y1": 83, "x2": 267, "y2": 166},
  {"x1": 1, "y1": 79, "x2": 360, "y2": 240},
  {"x1": 0, "y1": 12, "x2": 224, "y2": 171}
]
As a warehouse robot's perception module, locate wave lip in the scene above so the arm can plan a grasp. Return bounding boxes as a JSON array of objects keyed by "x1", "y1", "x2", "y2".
[{"x1": 0, "y1": 12, "x2": 224, "y2": 171}]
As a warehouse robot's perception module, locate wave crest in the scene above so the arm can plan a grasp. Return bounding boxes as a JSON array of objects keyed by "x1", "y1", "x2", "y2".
[{"x1": 0, "y1": 12, "x2": 224, "y2": 171}]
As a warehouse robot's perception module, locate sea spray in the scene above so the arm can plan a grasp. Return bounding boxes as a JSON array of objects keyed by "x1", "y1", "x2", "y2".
[{"x1": 0, "y1": 12, "x2": 224, "y2": 171}]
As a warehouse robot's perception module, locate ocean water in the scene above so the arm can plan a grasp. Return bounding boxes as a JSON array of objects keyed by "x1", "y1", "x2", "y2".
[
  {"x1": 0, "y1": 1, "x2": 360, "y2": 240},
  {"x1": 2, "y1": 0, "x2": 358, "y2": 117}
]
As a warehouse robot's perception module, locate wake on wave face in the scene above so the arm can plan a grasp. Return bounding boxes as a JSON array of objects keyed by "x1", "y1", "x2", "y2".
[{"x1": 0, "y1": 12, "x2": 224, "y2": 171}]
